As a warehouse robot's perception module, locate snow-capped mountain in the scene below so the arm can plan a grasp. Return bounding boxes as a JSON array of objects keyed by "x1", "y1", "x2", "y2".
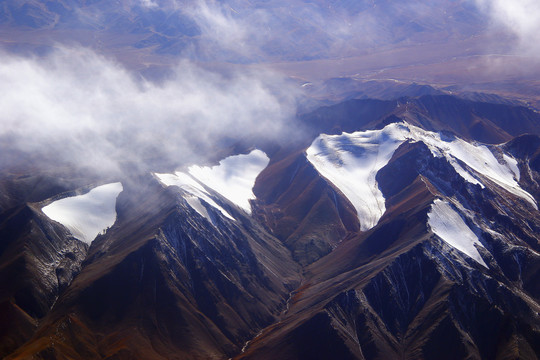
[
  {"x1": 2, "y1": 0, "x2": 540, "y2": 358},
  {"x1": 1, "y1": 93, "x2": 539, "y2": 359}
]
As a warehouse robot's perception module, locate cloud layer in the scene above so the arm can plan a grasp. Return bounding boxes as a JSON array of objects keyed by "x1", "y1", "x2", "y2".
[
  {"x1": 0, "y1": 46, "x2": 298, "y2": 175},
  {"x1": 2, "y1": 0, "x2": 539, "y2": 181}
]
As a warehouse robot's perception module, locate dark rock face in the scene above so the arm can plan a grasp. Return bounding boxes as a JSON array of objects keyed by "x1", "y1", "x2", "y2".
[
  {"x1": 504, "y1": 134, "x2": 540, "y2": 203},
  {"x1": 0, "y1": 204, "x2": 87, "y2": 357},
  {"x1": 2, "y1": 95, "x2": 540, "y2": 359}
]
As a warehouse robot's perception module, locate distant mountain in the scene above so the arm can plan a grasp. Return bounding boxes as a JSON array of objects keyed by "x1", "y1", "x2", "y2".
[
  {"x1": 1, "y1": 94, "x2": 540, "y2": 359},
  {"x1": 0, "y1": 0, "x2": 487, "y2": 62}
]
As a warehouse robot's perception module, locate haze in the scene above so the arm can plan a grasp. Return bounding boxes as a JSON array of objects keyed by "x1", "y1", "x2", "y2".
[{"x1": 0, "y1": 0, "x2": 539, "y2": 176}]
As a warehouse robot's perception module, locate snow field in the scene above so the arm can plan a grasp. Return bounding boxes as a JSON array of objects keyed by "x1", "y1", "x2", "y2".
[
  {"x1": 42, "y1": 182, "x2": 123, "y2": 244},
  {"x1": 188, "y1": 149, "x2": 269, "y2": 214},
  {"x1": 307, "y1": 123, "x2": 410, "y2": 231}
]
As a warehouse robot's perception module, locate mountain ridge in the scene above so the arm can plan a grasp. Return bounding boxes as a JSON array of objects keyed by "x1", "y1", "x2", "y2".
[{"x1": 1, "y1": 93, "x2": 540, "y2": 359}]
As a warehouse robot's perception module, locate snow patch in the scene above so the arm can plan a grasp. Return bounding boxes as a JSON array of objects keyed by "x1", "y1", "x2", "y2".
[
  {"x1": 155, "y1": 149, "x2": 269, "y2": 219},
  {"x1": 428, "y1": 199, "x2": 488, "y2": 267},
  {"x1": 185, "y1": 196, "x2": 213, "y2": 223},
  {"x1": 42, "y1": 182, "x2": 123, "y2": 244},
  {"x1": 187, "y1": 149, "x2": 269, "y2": 213}
]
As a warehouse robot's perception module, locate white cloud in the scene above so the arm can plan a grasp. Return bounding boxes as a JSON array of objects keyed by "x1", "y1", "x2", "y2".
[
  {"x1": 475, "y1": 0, "x2": 540, "y2": 56},
  {"x1": 0, "y1": 46, "x2": 298, "y2": 175}
]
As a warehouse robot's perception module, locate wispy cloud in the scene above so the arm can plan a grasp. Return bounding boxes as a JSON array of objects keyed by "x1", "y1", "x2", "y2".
[
  {"x1": 0, "y1": 46, "x2": 299, "y2": 175},
  {"x1": 185, "y1": 0, "x2": 270, "y2": 61}
]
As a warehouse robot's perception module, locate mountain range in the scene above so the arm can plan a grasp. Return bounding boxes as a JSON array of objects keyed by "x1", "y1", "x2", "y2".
[
  {"x1": 1, "y1": 94, "x2": 539, "y2": 359},
  {"x1": 1, "y1": 0, "x2": 540, "y2": 359}
]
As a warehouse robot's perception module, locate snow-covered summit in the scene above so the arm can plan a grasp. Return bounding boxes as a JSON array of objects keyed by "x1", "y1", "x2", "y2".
[
  {"x1": 154, "y1": 170, "x2": 235, "y2": 222},
  {"x1": 307, "y1": 122, "x2": 536, "y2": 232},
  {"x1": 155, "y1": 149, "x2": 270, "y2": 221},
  {"x1": 406, "y1": 126, "x2": 536, "y2": 209}
]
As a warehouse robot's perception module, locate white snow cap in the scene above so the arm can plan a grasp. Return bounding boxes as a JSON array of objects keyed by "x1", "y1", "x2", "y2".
[
  {"x1": 307, "y1": 123, "x2": 410, "y2": 231},
  {"x1": 307, "y1": 122, "x2": 536, "y2": 232},
  {"x1": 428, "y1": 199, "x2": 488, "y2": 268},
  {"x1": 155, "y1": 149, "x2": 269, "y2": 221},
  {"x1": 42, "y1": 182, "x2": 123, "y2": 244}
]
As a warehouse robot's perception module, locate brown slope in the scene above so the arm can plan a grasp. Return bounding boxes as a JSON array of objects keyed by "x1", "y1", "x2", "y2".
[
  {"x1": 237, "y1": 138, "x2": 540, "y2": 360},
  {"x1": 236, "y1": 172, "x2": 437, "y2": 360},
  {"x1": 236, "y1": 140, "x2": 441, "y2": 359},
  {"x1": 253, "y1": 149, "x2": 359, "y2": 266}
]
